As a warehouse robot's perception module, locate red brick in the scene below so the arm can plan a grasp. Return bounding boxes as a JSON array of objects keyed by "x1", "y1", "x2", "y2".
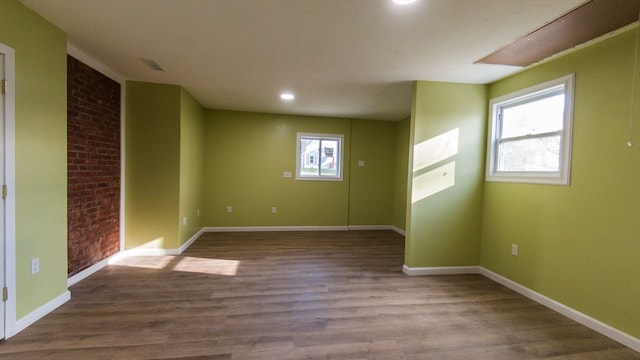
[{"x1": 67, "y1": 55, "x2": 121, "y2": 277}]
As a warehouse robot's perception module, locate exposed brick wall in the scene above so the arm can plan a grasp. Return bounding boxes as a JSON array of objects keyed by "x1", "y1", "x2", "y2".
[{"x1": 67, "y1": 55, "x2": 121, "y2": 277}]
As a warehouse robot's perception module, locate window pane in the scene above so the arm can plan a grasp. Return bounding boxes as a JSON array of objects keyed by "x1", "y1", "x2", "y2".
[
  {"x1": 300, "y1": 138, "x2": 319, "y2": 176},
  {"x1": 497, "y1": 135, "x2": 561, "y2": 172},
  {"x1": 296, "y1": 132, "x2": 344, "y2": 181},
  {"x1": 319, "y1": 140, "x2": 339, "y2": 176},
  {"x1": 501, "y1": 93, "x2": 564, "y2": 138}
]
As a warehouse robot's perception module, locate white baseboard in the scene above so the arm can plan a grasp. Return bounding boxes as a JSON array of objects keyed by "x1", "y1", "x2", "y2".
[
  {"x1": 13, "y1": 290, "x2": 70, "y2": 337},
  {"x1": 204, "y1": 225, "x2": 406, "y2": 234},
  {"x1": 479, "y1": 267, "x2": 640, "y2": 353},
  {"x1": 391, "y1": 226, "x2": 406, "y2": 236},
  {"x1": 68, "y1": 255, "x2": 114, "y2": 287},
  {"x1": 71, "y1": 225, "x2": 386, "y2": 287},
  {"x1": 403, "y1": 265, "x2": 480, "y2": 276},
  {"x1": 403, "y1": 265, "x2": 640, "y2": 352},
  {"x1": 68, "y1": 229, "x2": 206, "y2": 288},
  {"x1": 204, "y1": 226, "x2": 350, "y2": 232},
  {"x1": 178, "y1": 228, "x2": 205, "y2": 253},
  {"x1": 404, "y1": 265, "x2": 640, "y2": 352},
  {"x1": 348, "y1": 225, "x2": 393, "y2": 231},
  {"x1": 68, "y1": 225, "x2": 400, "y2": 290}
]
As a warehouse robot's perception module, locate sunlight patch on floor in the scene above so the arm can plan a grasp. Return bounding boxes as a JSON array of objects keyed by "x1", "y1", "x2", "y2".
[
  {"x1": 113, "y1": 256, "x2": 240, "y2": 276},
  {"x1": 169, "y1": 257, "x2": 239, "y2": 276}
]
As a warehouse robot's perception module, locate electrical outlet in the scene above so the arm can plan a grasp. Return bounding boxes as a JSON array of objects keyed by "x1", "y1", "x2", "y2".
[
  {"x1": 272, "y1": 206, "x2": 277, "y2": 214},
  {"x1": 511, "y1": 244, "x2": 519, "y2": 256},
  {"x1": 182, "y1": 216, "x2": 187, "y2": 226},
  {"x1": 31, "y1": 258, "x2": 40, "y2": 274},
  {"x1": 227, "y1": 206, "x2": 232, "y2": 213},
  {"x1": 197, "y1": 209, "x2": 200, "y2": 217}
]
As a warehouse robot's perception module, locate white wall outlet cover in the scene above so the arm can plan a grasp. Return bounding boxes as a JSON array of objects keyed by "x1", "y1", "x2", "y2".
[
  {"x1": 358, "y1": 160, "x2": 365, "y2": 167},
  {"x1": 31, "y1": 258, "x2": 40, "y2": 274},
  {"x1": 283, "y1": 171, "x2": 292, "y2": 178}
]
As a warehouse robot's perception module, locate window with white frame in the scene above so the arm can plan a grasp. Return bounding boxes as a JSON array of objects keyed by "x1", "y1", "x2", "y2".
[
  {"x1": 486, "y1": 74, "x2": 575, "y2": 185},
  {"x1": 296, "y1": 133, "x2": 343, "y2": 181}
]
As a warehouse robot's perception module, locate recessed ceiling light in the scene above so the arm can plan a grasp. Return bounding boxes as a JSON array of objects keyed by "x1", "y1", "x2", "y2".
[
  {"x1": 280, "y1": 93, "x2": 295, "y2": 101},
  {"x1": 392, "y1": 0, "x2": 417, "y2": 4}
]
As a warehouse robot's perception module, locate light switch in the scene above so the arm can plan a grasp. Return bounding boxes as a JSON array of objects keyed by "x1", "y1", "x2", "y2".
[{"x1": 283, "y1": 171, "x2": 292, "y2": 178}]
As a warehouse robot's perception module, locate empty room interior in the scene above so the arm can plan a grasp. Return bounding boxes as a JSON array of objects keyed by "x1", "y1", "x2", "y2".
[{"x1": 0, "y1": 0, "x2": 639, "y2": 358}]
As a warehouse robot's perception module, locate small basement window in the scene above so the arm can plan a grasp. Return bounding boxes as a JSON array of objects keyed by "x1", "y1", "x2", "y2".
[
  {"x1": 486, "y1": 74, "x2": 575, "y2": 185},
  {"x1": 296, "y1": 133, "x2": 343, "y2": 181}
]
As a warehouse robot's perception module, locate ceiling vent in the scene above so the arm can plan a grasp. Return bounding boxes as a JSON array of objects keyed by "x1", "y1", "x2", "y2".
[{"x1": 140, "y1": 58, "x2": 165, "y2": 71}]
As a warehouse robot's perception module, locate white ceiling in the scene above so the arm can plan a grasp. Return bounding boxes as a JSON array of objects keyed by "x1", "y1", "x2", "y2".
[{"x1": 20, "y1": 0, "x2": 586, "y2": 121}]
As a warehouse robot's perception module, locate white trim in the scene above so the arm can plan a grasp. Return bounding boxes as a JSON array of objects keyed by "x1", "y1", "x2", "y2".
[
  {"x1": 67, "y1": 255, "x2": 112, "y2": 287},
  {"x1": 68, "y1": 228, "x2": 204, "y2": 288},
  {"x1": 0, "y1": 42, "x2": 16, "y2": 339},
  {"x1": 67, "y1": 42, "x2": 127, "y2": 253},
  {"x1": 119, "y1": 82, "x2": 126, "y2": 253},
  {"x1": 485, "y1": 73, "x2": 575, "y2": 185},
  {"x1": 67, "y1": 249, "x2": 175, "y2": 287},
  {"x1": 479, "y1": 267, "x2": 640, "y2": 353},
  {"x1": 402, "y1": 264, "x2": 640, "y2": 352},
  {"x1": 391, "y1": 226, "x2": 406, "y2": 236},
  {"x1": 204, "y1": 226, "x2": 350, "y2": 232},
  {"x1": 295, "y1": 132, "x2": 344, "y2": 181},
  {"x1": 13, "y1": 291, "x2": 70, "y2": 337},
  {"x1": 178, "y1": 228, "x2": 205, "y2": 254},
  {"x1": 71, "y1": 225, "x2": 389, "y2": 289},
  {"x1": 67, "y1": 42, "x2": 124, "y2": 84},
  {"x1": 205, "y1": 226, "x2": 405, "y2": 234},
  {"x1": 348, "y1": 225, "x2": 393, "y2": 231},
  {"x1": 402, "y1": 265, "x2": 480, "y2": 276}
]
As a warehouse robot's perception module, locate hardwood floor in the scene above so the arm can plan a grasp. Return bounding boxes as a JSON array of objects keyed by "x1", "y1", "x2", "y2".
[{"x1": 0, "y1": 230, "x2": 637, "y2": 359}]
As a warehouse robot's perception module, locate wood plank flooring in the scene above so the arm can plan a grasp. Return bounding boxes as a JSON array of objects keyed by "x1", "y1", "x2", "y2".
[{"x1": 0, "y1": 230, "x2": 637, "y2": 359}]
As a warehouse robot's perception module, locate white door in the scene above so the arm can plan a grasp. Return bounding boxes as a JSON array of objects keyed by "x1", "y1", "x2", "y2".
[
  {"x1": 0, "y1": 42, "x2": 15, "y2": 340},
  {"x1": 0, "y1": 49, "x2": 6, "y2": 339}
]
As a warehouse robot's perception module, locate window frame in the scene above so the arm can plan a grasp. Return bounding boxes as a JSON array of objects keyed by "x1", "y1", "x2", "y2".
[
  {"x1": 486, "y1": 73, "x2": 575, "y2": 185},
  {"x1": 296, "y1": 132, "x2": 344, "y2": 181}
]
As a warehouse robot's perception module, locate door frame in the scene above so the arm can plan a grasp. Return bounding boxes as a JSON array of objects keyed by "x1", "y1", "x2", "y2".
[{"x1": 0, "y1": 42, "x2": 17, "y2": 339}]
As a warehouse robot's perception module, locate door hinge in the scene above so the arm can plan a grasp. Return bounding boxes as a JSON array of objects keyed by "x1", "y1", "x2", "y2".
[
  {"x1": 2, "y1": 185, "x2": 6, "y2": 200},
  {"x1": 1, "y1": 80, "x2": 6, "y2": 95},
  {"x1": 2, "y1": 287, "x2": 7, "y2": 302}
]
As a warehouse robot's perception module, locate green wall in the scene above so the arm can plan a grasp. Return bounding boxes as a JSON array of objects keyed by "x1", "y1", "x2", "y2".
[
  {"x1": 481, "y1": 27, "x2": 640, "y2": 338},
  {"x1": 405, "y1": 81, "x2": 486, "y2": 267},
  {"x1": 203, "y1": 110, "x2": 401, "y2": 228},
  {"x1": 179, "y1": 89, "x2": 205, "y2": 245},
  {"x1": 393, "y1": 117, "x2": 410, "y2": 231},
  {"x1": 0, "y1": 0, "x2": 68, "y2": 318},
  {"x1": 125, "y1": 82, "x2": 181, "y2": 249},
  {"x1": 349, "y1": 119, "x2": 395, "y2": 226}
]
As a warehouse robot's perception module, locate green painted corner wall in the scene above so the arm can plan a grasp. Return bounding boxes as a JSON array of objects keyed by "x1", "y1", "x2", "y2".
[
  {"x1": 348, "y1": 119, "x2": 395, "y2": 226},
  {"x1": 393, "y1": 117, "x2": 410, "y2": 231},
  {"x1": 405, "y1": 81, "x2": 486, "y2": 267},
  {"x1": 0, "y1": 0, "x2": 68, "y2": 318},
  {"x1": 203, "y1": 110, "x2": 351, "y2": 227},
  {"x1": 125, "y1": 81, "x2": 181, "y2": 249},
  {"x1": 202, "y1": 110, "x2": 405, "y2": 228},
  {"x1": 481, "y1": 27, "x2": 640, "y2": 338},
  {"x1": 179, "y1": 89, "x2": 205, "y2": 245}
]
